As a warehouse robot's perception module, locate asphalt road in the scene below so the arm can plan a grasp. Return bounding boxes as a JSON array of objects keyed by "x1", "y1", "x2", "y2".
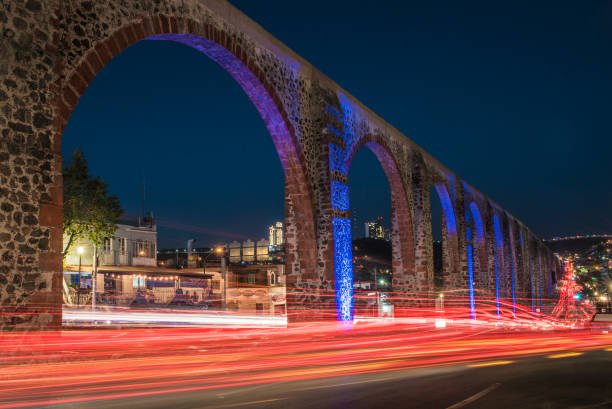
[{"x1": 52, "y1": 348, "x2": 612, "y2": 409}]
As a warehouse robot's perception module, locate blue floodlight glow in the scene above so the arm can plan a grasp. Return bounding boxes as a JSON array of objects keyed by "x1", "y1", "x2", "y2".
[
  {"x1": 333, "y1": 217, "x2": 353, "y2": 322},
  {"x1": 327, "y1": 98, "x2": 356, "y2": 322},
  {"x1": 469, "y1": 203, "x2": 485, "y2": 244},
  {"x1": 465, "y1": 206, "x2": 476, "y2": 319},
  {"x1": 330, "y1": 180, "x2": 350, "y2": 211},
  {"x1": 492, "y1": 214, "x2": 503, "y2": 318},
  {"x1": 575, "y1": 294, "x2": 581, "y2": 300},
  {"x1": 434, "y1": 185, "x2": 457, "y2": 236}
]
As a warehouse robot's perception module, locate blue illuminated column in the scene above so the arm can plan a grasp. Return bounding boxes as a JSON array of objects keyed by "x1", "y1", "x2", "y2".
[
  {"x1": 333, "y1": 217, "x2": 353, "y2": 321},
  {"x1": 492, "y1": 215, "x2": 503, "y2": 319},
  {"x1": 330, "y1": 179, "x2": 353, "y2": 321},
  {"x1": 510, "y1": 257, "x2": 516, "y2": 315},
  {"x1": 327, "y1": 104, "x2": 354, "y2": 322},
  {"x1": 465, "y1": 208, "x2": 475, "y2": 319}
]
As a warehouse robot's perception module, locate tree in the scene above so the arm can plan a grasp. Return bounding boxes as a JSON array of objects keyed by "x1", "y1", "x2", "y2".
[{"x1": 62, "y1": 149, "x2": 123, "y2": 258}]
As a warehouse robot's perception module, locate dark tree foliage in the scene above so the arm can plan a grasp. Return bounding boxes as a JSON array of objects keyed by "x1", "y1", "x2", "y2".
[{"x1": 62, "y1": 149, "x2": 123, "y2": 258}]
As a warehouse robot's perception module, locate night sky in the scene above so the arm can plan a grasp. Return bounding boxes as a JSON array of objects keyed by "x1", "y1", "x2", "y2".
[{"x1": 62, "y1": 0, "x2": 612, "y2": 248}]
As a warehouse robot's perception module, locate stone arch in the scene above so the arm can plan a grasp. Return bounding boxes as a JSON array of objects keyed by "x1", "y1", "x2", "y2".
[
  {"x1": 54, "y1": 18, "x2": 318, "y2": 315},
  {"x1": 344, "y1": 135, "x2": 415, "y2": 287},
  {"x1": 518, "y1": 226, "x2": 532, "y2": 305},
  {"x1": 500, "y1": 213, "x2": 516, "y2": 314},
  {"x1": 509, "y1": 218, "x2": 525, "y2": 306},
  {"x1": 430, "y1": 181, "x2": 459, "y2": 290},
  {"x1": 468, "y1": 202, "x2": 487, "y2": 286}
]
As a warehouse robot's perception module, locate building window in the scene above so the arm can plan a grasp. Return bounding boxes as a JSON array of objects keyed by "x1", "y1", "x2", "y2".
[
  {"x1": 248, "y1": 273, "x2": 256, "y2": 285},
  {"x1": 118, "y1": 238, "x2": 127, "y2": 256},
  {"x1": 102, "y1": 238, "x2": 111, "y2": 253},
  {"x1": 269, "y1": 272, "x2": 276, "y2": 286},
  {"x1": 133, "y1": 240, "x2": 155, "y2": 258}
]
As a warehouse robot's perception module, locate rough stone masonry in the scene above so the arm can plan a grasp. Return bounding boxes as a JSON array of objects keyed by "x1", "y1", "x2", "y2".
[{"x1": 0, "y1": 0, "x2": 560, "y2": 329}]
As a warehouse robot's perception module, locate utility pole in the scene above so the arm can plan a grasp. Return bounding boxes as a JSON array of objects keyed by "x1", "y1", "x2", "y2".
[{"x1": 92, "y1": 246, "x2": 98, "y2": 311}]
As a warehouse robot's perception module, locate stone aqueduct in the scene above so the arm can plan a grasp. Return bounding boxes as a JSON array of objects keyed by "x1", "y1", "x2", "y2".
[{"x1": 0, "y1": 0, "x2": 561, "y2": 328}]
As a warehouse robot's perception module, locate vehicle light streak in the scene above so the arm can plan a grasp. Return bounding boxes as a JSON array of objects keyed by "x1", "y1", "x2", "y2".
[
  {"x1": 1, "y1": 319, "x2": 611, "y2": 408},
  {"x1": 466, "y1": 360, "x2": 514, "y2": 368},
  {"x1": 0, "y1": 285, "x2": 602, "y2": 408}
]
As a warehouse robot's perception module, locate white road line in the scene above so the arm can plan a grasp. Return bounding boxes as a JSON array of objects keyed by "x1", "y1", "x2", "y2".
[{"x1": 446, "y1": 383, "x2": 501, "y2": 409}]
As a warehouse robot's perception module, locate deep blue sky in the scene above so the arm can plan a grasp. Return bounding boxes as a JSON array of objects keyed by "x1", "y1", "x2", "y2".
[{"x1": 63, "y1": 0, "x2": 612, "y2": 248}]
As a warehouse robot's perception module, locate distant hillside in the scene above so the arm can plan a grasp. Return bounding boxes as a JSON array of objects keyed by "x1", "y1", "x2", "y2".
[{"x1": 544, "y1": 236, "x2": 611, "y2": 255}]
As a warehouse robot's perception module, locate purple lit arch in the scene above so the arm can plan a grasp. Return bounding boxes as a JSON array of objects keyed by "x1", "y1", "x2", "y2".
[{"x1": 57, "y1": 22, "x2": 318, "y2": 308}]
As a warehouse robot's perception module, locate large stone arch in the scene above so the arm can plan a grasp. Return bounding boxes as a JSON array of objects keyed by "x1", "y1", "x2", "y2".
[
  {"x1": 344, "y1": 135, "x2": 415, "y2": 290},
  {"x1": 60, "y1": 27, "x2": 318, "y2": 271},
  {"x1": 64, "y1": 24, "x2": 322, "y2": 318},
  {"x1": 1, "y1": 1, "x2": 326, "y2": 329}
]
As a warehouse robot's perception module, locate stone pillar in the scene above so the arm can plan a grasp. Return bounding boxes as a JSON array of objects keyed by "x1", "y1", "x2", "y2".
[
  {"x1": 411, "y1": 153, "x2": 433, "y2": 293},
  {"x1": 0, "y1": 0, "x2": 63, "y2": 331}
]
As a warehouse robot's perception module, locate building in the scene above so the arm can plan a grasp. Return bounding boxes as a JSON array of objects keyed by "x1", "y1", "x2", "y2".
[
  {"x1": 64, "y1": 215, "x2": 157, "y2": 270},
  {"x1": 364, "y1": 217, "x2": 390, "y2": 241},
  {"x1": 268, "y1": 221, "x2": 284, "y2": 246},
  {"x1": 62, "y1": 215, "x2": 158, "y2": 304},
  {"x1": 228, "y1": 239, "x2": 284, "y2": 264},
  {"x1": 153, "y1": 238, "x2": 287, "y2": 314}
]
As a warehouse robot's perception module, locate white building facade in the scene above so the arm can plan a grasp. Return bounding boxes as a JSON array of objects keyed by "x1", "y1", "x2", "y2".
[{"x1": 64, "y1": 219, "x2": 157, "y2": 269}]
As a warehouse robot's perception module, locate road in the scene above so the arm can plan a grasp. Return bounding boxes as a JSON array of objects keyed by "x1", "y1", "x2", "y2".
[
  {"x1": 2, "y1": 321, "x2": 612, "y2": 409},
  {"x1": 52, "y1": 349, "x2": 612, "y2": 409}
]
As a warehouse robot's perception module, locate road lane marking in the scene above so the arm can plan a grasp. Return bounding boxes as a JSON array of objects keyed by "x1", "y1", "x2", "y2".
[
  {"x1": 467, "y1": 360, "x2": 513, "y2": 368},
  {"x1": 196, "y1": 398, "x2": 288, "y2": 409},
  {"x1": 446, "y1": 383, "x2": 501, "y2": 409},
  {"x1": 547, "y1": 352, "x2": 583, "y2": 359}
]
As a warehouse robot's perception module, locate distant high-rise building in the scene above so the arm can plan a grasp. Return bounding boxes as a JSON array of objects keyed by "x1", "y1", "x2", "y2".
[
  {"x1": 364, "y1": 217, "x2": 389, "y2": 241},
  {"x1": 269, "y1": 221, "x2": 284, "y2": 246}
]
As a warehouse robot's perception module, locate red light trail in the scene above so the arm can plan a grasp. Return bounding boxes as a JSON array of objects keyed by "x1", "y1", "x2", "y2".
[
  {"x1": 1, "y1": 318, "x2": 610, "y2": 408},
  {"x1": 0, "y1": 281, "x2": 602, "y2": 408}
]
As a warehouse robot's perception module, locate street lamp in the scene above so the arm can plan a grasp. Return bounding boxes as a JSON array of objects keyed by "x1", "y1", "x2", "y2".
[
  {"x1": 199, "y1": 246, "x2": 226, "y2": 310},
  {"x1": 202, "y1": 246, "x2": 224, "y2": 275}
]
